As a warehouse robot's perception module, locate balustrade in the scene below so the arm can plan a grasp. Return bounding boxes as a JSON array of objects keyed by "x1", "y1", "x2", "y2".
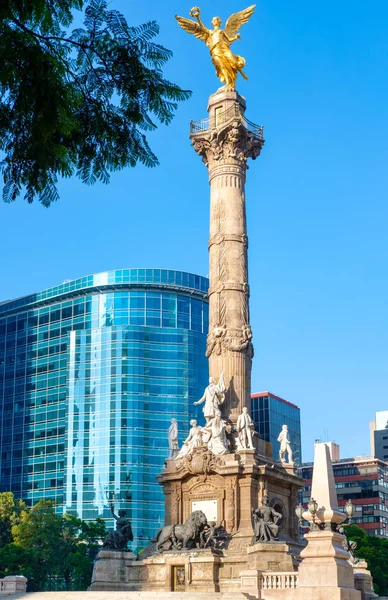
[
  {"x1": 261, "y1": 571, "x2": 299, "y2": 590},
  {"x1": 190, "y1": 102, "x2": 264, "y2": 139}
]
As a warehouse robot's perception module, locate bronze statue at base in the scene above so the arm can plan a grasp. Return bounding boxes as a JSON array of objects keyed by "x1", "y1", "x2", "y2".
[
  {"x1": 153, "y1": 510, "x2": 207, "y2": 552},
  {"x1": 251, "y1": 495, "x2": 282, "y2": 544},
  {"x1": 102, "y1": 504, "x2": 133, "y2": 551}
]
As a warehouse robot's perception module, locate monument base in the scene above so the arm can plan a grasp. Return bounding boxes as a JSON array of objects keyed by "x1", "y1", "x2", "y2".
[
  {"x1": 88, "y1": 550, "x2": 139, "y2": 591},
  {"x1": 247, "y1": 541, "x2": 295, "y2": 572},
  {"x1": 140, "y1": 548, "x2": 222, "y2": 593},
  {"x1": 101, "y1": 540, "x2": 299, "y2": 595}
]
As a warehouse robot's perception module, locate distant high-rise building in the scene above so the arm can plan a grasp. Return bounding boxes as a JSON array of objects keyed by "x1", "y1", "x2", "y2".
[
  {"x1": 324, "y1": 441, "x2": 340, "y2": 462},
  {"x1": 370, "y1": 411, "x2": 388, "y2": 461},
  {"x1": 301, "y1": 444, "x2": 388, "y2": 538},
  {"x1": 0, "y1": 269, "x2": 209, "y2": 549},
  {"x1": 251, "y1": 391, "x2": 302, "y2": 464}
]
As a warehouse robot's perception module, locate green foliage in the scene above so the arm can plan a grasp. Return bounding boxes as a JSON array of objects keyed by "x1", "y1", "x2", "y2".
[
  {"x1": 0, "y1": 494, "x2": 106, "y2": 591},
  {"x1": 345, "y1": 524, "x2": 388, "y2": 595},
  {"x1": 0, "y1": 492, "x2": 27, "y2": 547},
  {"x1": 0, "y1": 544, "x2": 36, "y2": 581},
  {"x1": 0, "y1": 0, "x2": 191, "y2": 205}
]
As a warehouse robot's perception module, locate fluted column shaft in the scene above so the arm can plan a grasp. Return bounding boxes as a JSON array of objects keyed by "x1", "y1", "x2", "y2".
[{"x1": 191, "y1": 89, "x2": 263, "y2": 423}]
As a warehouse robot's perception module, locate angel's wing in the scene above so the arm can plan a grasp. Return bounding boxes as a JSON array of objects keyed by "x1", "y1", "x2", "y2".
[
  {"x1": 224, "y1": 4, "x2": 256, "y2": 39},
  {"x1": 175, "y1": 15, "x2": 210, "y2": 42}
]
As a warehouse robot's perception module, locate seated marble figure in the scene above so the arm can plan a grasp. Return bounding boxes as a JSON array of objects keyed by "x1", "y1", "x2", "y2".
[{"x1": 251, "y1": 495, "x2": 282, "y2": 544}]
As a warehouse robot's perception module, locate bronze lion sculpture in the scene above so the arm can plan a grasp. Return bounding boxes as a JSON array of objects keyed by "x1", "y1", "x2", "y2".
[{"x1": 153, "y1": 510, "x2": 208, "y2": 552}]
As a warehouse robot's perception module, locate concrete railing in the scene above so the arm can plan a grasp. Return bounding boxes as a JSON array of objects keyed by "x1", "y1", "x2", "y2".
[
  {"x1": 0, "y1": 576, "x2": 27, "y2": 595},
  {"x1": 261, "y1": 572, "x2": 299, "y2": 590}
]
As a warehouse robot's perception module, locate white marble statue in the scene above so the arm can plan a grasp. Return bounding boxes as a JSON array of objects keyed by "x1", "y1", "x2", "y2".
[
  {"x1": 277, "y1": 424, "x2": 293, "y2": 464},
  {"x1": 168, "y1": 418, "x2": 179, "y2": 459},
  {"x1": 236, "y1": 407, "x2": 255, "y2": 450},
  {"x1": 175, "y1": 419, "x2": 203, "y2": 459},
  {"x1": 203, "y1": 410, "x2": 229, "y2": 455},
  {"x1": 194, "y1": 372, "x2": 226, "y2": 422}
]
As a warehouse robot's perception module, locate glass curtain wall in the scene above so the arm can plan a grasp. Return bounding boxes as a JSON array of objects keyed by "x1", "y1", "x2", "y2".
[
  {"x1": 0, "y1": 270, "x2": 209, "y2": 550},
  {"x1": 251, "y1": 392, "x2": 302, "y2": 465}
]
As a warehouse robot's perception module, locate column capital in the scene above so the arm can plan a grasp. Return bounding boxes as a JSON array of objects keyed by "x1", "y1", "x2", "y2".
[
  {"x1": 191, "y1": 119, "x2": 264, "y2": 171},
  {"x1": 190, "y1": 89, "x2": 264, "y2": 170}
]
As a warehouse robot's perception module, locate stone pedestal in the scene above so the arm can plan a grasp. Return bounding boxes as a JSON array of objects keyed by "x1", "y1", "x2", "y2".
[
  {"x1": 295, "y1": 443, "x2": 362, "y2": 600},
  {"x1": 0, "y1": 575, "x2": 27, "y2": 594},
  {"x1": 298, "y1": 529, "x2": 360, "y2": 599},
  {"x1": 240, "y1": 569, "x2": 262, "y2": 599},
  {"x1": 247, "y1": 541, "x2": 295, "y2": 572},
  {"x1": 89, "y1": 550, "x2": 138, "y2": 591},
  {"x1": 282, "y1": 462, "x2": 296, "y2": 476},
  {"x1": 353, "y1": 560, "x2": 378, "y2": 600},
  {"x1": 158, "y1": 446, "x2": 303, "y2": 544},
  {"x1": 139, "y1": 549, "x2": 223, "y2": 593}
]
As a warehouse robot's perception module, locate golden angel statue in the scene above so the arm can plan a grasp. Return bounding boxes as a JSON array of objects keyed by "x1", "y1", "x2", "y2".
[{"x1": 175, "y1": 5, "x2": 255, "y2": 90}]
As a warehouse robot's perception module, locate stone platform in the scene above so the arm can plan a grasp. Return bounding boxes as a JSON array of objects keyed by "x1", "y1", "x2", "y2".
[
  {"x1": 8, "y1": 594, "x2": 256, "y2": 599},
  {"x1": 90, "y1": 539, "x2": 299, "y2": 595}
]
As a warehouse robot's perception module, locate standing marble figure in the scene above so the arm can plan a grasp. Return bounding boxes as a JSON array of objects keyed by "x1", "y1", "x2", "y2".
[
  {"x1": 194, "y1": 373, "x2": 226, "y2": 422},
  {"x1": 236, "y1": 406, "x2": 255, "y2": 449},
  {"x1": 168, "y1": 418, "x2": 179, "y2": 459},
  {"x1": 277, "y1": 424, "x2": 293, "y2": 464}
]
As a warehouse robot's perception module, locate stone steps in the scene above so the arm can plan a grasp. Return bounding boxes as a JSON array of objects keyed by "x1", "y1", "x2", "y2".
[{"x1": 9, "y1": 594, "x2": 255, "y2": 599}]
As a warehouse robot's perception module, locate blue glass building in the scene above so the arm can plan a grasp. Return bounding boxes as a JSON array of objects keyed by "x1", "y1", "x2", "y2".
[
  {"x1": 251, "y1": 391, "x2": 302, "y2": 464},
  {"x1": 0, "y1": 269, "x2": 209, "y2": 549}
]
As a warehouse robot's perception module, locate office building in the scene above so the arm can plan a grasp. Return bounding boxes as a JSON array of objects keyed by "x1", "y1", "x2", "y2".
[
  {"x1": 300, "y1": 445, "x2": 388, "y2": 538},
  {"x1": 251, "y1": 391, "x2": 302, "y2": 464},
  {"x1": 370, "y1": 411, "x2": 388, "y2": 461},
  {"x1": 0, "y1": 269, "x2": 209, "y2": 549}
]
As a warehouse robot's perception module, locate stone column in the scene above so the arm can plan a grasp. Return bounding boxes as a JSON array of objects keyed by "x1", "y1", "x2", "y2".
[
  {"x1": 190, "y1": 89, "x2": 264, "y2": 423},
  {"x1": 298, "y1": 443, "x2": 361, "y2": 600}
]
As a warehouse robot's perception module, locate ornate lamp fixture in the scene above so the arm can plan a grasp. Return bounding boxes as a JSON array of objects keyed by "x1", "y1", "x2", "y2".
[
  {"x1": 307, "y1": 498, "x2": 318, "y2": 523},
  {"x1": 296, "y1": 497, "x2": 356, "y2": 534},
  {"x1": 295, "y1": 497, "x2": 319, "y2": 530},
  {"x1": 343, "y1": 499, "x2": 355, "y2": 525},
  {"x1": 295, "y1": 503, "x2": 304, "y2": 526}
]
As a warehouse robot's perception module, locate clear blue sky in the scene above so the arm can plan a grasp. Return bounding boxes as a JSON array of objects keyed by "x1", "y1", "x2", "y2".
[{"x1": 1, "y1": 0, "x2": 388, "y2": 461}]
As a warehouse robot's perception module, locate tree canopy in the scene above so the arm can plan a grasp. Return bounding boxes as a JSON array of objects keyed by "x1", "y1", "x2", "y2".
[
  {"x1": 346, "y1": 524, "x2": 388, "y2": 596},
  {"x1": 0, "y1": 0, "x2": 191, "y2": 206},
  {"x1": 0, "y1": 493, "x2": 106, "y2": 591},
  {"x1": 0, "y1": 492, "x2": 27, "y2": 547}
]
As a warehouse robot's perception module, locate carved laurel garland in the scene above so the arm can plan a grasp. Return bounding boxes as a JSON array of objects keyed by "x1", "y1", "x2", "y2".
[{"x1": 206, "y1": 325, "x2": 254, "y2": 358}]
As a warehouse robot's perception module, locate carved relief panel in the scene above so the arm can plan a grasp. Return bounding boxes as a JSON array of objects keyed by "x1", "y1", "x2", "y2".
[{"x1": 182, "y1": 475, "x2": 226, "y2": 525}]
